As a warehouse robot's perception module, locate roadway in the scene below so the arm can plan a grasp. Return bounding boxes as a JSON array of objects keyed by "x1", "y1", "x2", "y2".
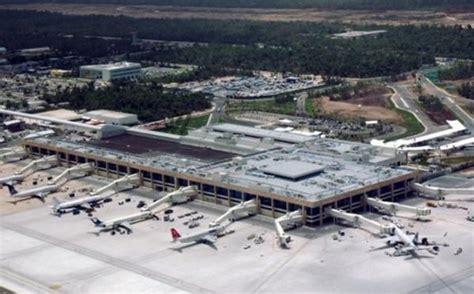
[
  {"x1": 207, "y1": 95, "x2": 227, "y2": 125},
  {"x1": 389, "y1": 82, "x2": 445, "y2": 137},
  {"x1": 295, "y1": 92, "x2": 307, "y2": 116},
  {"x1": 419, "y1": 75, "x2": 474, "y2": 131}
]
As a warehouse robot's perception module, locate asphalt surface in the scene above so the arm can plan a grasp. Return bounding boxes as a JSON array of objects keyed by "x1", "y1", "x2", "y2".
[
  {"x1": 207, "y1": 95, "x2": 227, "y2": 125},
  {"x1": 390, "y1": 82, "x2": 445, "y2": 137},
  {"x1": 1, "y1": 162, "x2": 474, "y2": 293},
  {"x1": 295, "y1": 92, "x2": 307, "y2": 116},
  {"x1": 419, "y1": 75, "x2": 474, "y2": 131}
]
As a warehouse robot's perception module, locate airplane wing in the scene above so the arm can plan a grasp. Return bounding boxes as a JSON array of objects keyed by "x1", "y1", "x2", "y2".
[
  {"x1": 384, "y1": 235, "x2": 401, "y2": 244},
  {"x1": 80, "y1": 203, "x2": 96, "y2": 211},
  {"x1": 3, "y1": 180, "x2": 15, "y2": 187},
  {"x1": 33, "y1": 193, "x2": 46, "y2": 202},
  {"x1": 118, "y1": 221, "x2": 133, "y2": 232},
  {"x1": 202, "y1": 234, "x2": 218, "y2": 244}
]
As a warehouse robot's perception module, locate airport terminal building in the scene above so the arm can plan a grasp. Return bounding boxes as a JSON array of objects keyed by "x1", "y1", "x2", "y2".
[{"x1": 21, "y1": 123, "x2": 418, "y2": 226}]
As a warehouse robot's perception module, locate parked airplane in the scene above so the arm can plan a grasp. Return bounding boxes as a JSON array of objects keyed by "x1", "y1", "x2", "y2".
[
  {"x1": 0, "y1": 174, "x2": 25, "y2": 186},
  {"x1": 170, "y1": 225, "x2": 225, "y2": 248},
  {"x1": 384, "y1": 225, "x2": 439, "y2": 257},
  {"x1": 90, "y1": 211, "x2": 158, "y2": 235},
  {"x1": 4, "y1": 162, "x2": 93, "y2": 202},
  {"x1": 0, "y1": 155, "x2": 57, "y2": 187},
  {"x1": 51, "y1": 195, "x2": 110, "y2": 216},
  {"x1": 4, "y1": 183, "x2": 59, "y2": 202}
]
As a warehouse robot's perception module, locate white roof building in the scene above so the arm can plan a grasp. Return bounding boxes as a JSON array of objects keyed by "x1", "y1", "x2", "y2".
[
  {"x1": 371, "y1": 120, "x2": 467, "y2": 149},
  {"x1": 84, "y1": 110, "x2": 138, "y2": 126},
  {"x1": 79, "y1": 62, "x2": 142, "y2": 81}
]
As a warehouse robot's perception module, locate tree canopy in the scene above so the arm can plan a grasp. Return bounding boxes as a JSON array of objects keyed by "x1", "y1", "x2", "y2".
[
  {"x1": 0, "y1": 0, "x2": 472, "y2": 10},
  {"x1": 43, "y1": 81, "x2": 211, "y2": 122},
  {"x1": 1, "y1": 10, "x2": 473, "y2": 77}
]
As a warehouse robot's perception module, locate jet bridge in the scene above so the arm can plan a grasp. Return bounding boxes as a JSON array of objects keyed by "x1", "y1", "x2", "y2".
[
  {"x1": 0, "y1": 155, "x2": 57, "y2": 185},
  {"x1": 49, "y1": 163, "x2": 95, "y2": 185},
  {"x1": 7, "y1": 163, "x2": 94, "y2": 200},
  {"x1": 326, "y1": 208, "x2": 393, "y2": 236},
  {"x1": 142, "y1": 186, "x2": 197, "y2": 212},
  {"x1": 90, "y1": 173, "x2": 140, "y2": 196},
  {"x1": 275, "y1": 210, "x2": 303, "y2": 248},
  {"x1": 209, "y1": 199, "x2": 257, "y2": 227},
  {"x1": 0, "y1": 147, "x2": 28, "y2": 163},
  {"x1": 365, "y1": 197, "x2": 431, "y2": 218}
]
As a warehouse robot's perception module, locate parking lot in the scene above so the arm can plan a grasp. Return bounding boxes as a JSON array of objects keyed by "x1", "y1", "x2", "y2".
[{"x1": 1, "y1": 162, "x2": 473, "y2": 293}]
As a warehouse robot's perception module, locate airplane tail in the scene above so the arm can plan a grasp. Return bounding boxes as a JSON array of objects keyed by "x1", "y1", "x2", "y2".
[
  {"x1": 4, "y1": 183, "x2": 18, "y2": 196},
  {"x1": 50, "y1": 197, "x2": 61, "y2": 215},
  {"x1": 170, "y1": 228, "x2": 181, "y2": 242},
  {"x1": 90, "y1": 217, "x2": 103, "y2": 227}
]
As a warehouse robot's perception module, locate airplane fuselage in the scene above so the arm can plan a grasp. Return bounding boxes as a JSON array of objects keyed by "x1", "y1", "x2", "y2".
[
  {"x1": 11, "y1": 184, "x2": 59, "y2": 199},
  {"x1": 53, "y1": 195, "x2": 105, "y2": 213},
  {"x1": 100, "y1": 211, "x2": 152, "y2": 229},
  {"x1": 177, "y1": 226, "x2": 224, "y2": 244},
  {"x1": 392, "y1": 226, "x2": 417, "y2": 251},
  {"x1": 0, "y1": 174, "x2": 24, "y2": 185}
]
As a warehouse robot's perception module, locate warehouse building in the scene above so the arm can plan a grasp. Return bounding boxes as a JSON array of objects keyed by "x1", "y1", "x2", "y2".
[
  {"x1": 19, "y1": 121, "x2": 418, "y2": 227},
  {"x1": 79, "y1": 62, "x2": 142, "y2": 81},
  {"x1": 84, "y1": 109, "x2": 138, "y2": 126}
]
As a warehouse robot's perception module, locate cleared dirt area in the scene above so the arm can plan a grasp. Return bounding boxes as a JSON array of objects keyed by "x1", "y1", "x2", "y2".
[
  {"x1": 312, "y1": 84, "x2": 402, "y2": 123},
  {"x1": 1, "y1": 3, "x2": 473, "y2": 26},
  {"x1": 317, "y1": 96, "x2": 402, "y2": 123}
]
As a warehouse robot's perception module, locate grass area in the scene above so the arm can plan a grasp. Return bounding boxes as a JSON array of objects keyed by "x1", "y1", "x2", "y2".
[
  {"x1": 162, "y1": 114, "x2": 209, "y2": 135},
  {"x1": 227, "y1": 99, "x2": 296, "y2": 116},
  {"x1": 305, "y1": 97, "x2": 315, "y2": 117},
  {"x1": 385, "y1": 99, "x2": 425, "y2": 141}
]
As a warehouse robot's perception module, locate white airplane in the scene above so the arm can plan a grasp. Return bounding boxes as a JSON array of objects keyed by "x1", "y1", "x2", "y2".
[
  {"x1": 0, "y1": 155, "x2": 57, "y2": 187},
  {"x1": 51, "y1": 195, "x2": 110, "y2": 216},
  {"x1": 0, "y1": 174, "x2": 25, "y2": 186},
  {"x1": 170, "y1": 225, "x2": 225, "y2": 249},
  {"x1": 384, "y1": 225, "x2": 439, "y2": 257},
  {"x1": 5, "y1": 183, "x2": 59, "y2": 202},
  {"x1": 90, "y1": 211, "x2": 158, "y2": 235},
  {"x1": 4, "y1": 163, "x2": 93, "y2": 202}
]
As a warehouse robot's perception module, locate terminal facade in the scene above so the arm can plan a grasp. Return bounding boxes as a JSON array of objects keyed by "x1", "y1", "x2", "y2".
[{"x1": 21, "y1": 124, "x2": 419, "y2": 227}]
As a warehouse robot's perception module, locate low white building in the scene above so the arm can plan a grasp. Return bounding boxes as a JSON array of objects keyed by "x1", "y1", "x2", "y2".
[
  {"x1": 79, "y1": 62, "x2": 142, "y2": 81},
  {"x1": 83, "y1": 110, "x2": 138, "y2": 126}
]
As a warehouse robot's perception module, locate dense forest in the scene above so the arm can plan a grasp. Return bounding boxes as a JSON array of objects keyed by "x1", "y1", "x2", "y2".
[
  {"x1": 0, "y1": 10, "x2": 346, "y2": 47},
  {"x1": 0, "y1": 0, "x2": 472, "y2": 10},
  {"x1": 1, "y1": 10, "x2": 473, "y2": 77},
  {"x1": 458, "y1": 83, "x2": 474, "y2": 100},
  {"x1": 43, "y1": 81, "x2": 211, "y2": 122}
]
